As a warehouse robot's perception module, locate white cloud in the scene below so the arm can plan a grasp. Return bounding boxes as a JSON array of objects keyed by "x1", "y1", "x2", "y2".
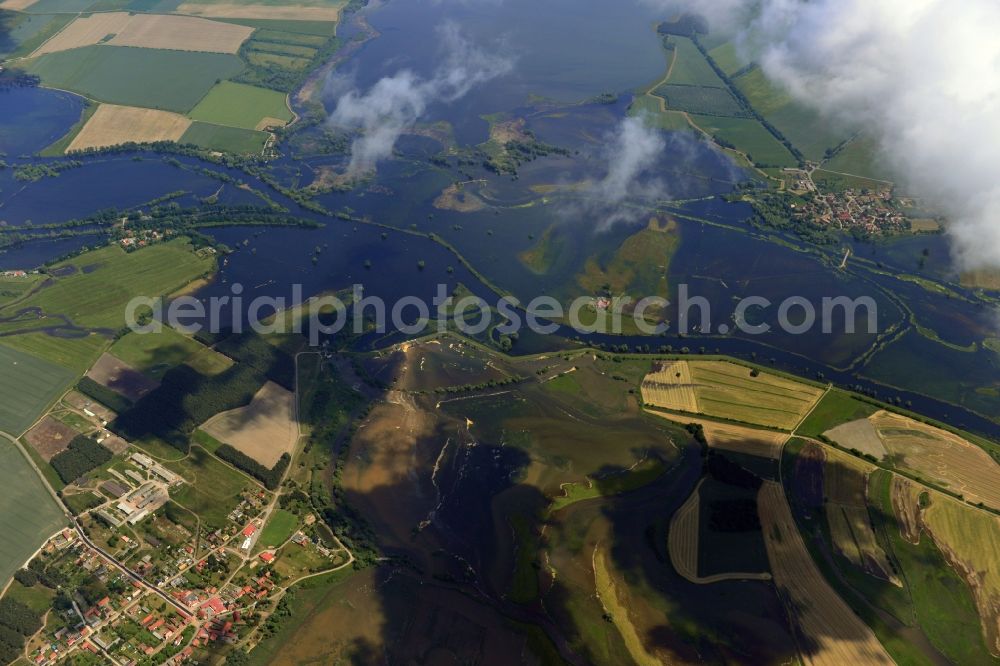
[
  {"x1": 326, "y1": 22, "x2": 513, "y2": 174},
  {"x1": 648, "y1": 0, "x2": 1000, "y2": 269}
]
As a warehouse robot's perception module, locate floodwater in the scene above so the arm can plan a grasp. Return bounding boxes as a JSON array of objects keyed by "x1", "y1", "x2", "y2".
[{"x1": 0, "y1": 0, "x2": 996, "y2": 437}]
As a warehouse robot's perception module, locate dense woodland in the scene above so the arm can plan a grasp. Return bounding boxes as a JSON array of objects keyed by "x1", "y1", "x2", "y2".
[
  {"x1": 50, "y1": 435, "x2": 113, "y2": 484},
  {"x1": 0, "y1": 598, "x2": 43, "y2": 665}
]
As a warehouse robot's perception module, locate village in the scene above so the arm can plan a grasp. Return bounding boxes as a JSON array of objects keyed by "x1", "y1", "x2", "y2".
[{"x1": 779, "y1": 167, "x2": 937, "y2": 235}]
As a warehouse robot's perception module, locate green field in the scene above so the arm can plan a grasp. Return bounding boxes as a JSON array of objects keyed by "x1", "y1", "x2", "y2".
[
  {"x1": 707, "y1": 42, "x2": 748, "y2": 77},
  {"x1": 654, "y1": 84, "x2": 747, "y2": 117},
  {"x1": 110, "y1": 327, "x2": 214, "y2": 380},
  {"x1": 0, "y1": 331, "x2": 108, "y2": 373},
  {"x1": 180, "y1": 121, "x2": 269, "y2": 154},
  {"x1": 689, "y1": 114, "x2": 798, "y2": 167},
  {"x1": 165, "y1": 447, "x2": 255, "y2": 530},
  {"x1": 795, "y1": 388, "x2": 878, "y2": 438},
  {"x1": 665, "y1": 37, "x2": 726, "y2": 87},
  {"x1": 822, "y1": 135, "x2": 888, "y2": 181},
  {"x1": 733, "y1": 66, "x2": 848, "y2": 161},
  {"x1": 0, "y1": 437, "x2": 66, "y2": 588},
  {"x1": 628, "y1": 95, "x2": 691, "y2": 131},
  {"x1": 9, "y1": 240, "x2": 215, "y2": 330},
  {"x1": 0, "y1": 344, "x2": 75, "y2": 435},
  {"x1": 0, "y1": 274, "x2": 44, "y2": 308},
  {"x1": 189, "y1": 81, "x2": 293, "y2": 130},
  {"x1": 26, "y1": 46, "x2": 245, "y2": 113},
  {"x1": 259, "y1": 508, "x2": 298, "y2": 548}
]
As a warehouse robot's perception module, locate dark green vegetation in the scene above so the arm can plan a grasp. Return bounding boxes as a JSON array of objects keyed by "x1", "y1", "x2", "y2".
[
  {"x1": 114, "y1": 332, "x2": 294, "y2": 451},
  {"x1": 216, "y1": 446, "x2": 290, "y2": 490},
  {"x1": 180, "y1": 122, "x2": 269, "y2": 154},
  {"x1": 76, "y1": 377, "x2": 132, "y2": 414},
  {"x1": 25, "y1": 47, "x2": 245, "y2": 113},
  {"x1": 0, "y1": 597, "x2": 44, "y2": 665},
  {"x1": 49, "y1": 434, "x2": 112, "y2": 484}
]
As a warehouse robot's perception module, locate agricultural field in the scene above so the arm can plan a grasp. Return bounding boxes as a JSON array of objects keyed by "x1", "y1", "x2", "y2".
[
  {"x1": 824, "y1": 416, "x2": 888, "y2": 459},
  {"x1": 627, "y1": 94, "x2": 691, "y2": 131},
  {"x1": 66, "y1": 103, "x2": 192, "y2": 153},
  {"x1": 642, "y1": 360, "x2": 825, "y2": 430},
  {"x1": 0, "y1": 436, "x2": 66, "y2": 587},
  {"x1": 175, "y1": 1, "x2": 347, "y2": 22},
  {"x1": 653, "y1": 83, "x2": 747, "y2": 117},
  {"x1": 688, "y1": 113, "x2": 798, "y2": 167},
  {"x1": 733, "y1": 65, "x2": 850, "y2": 162},
  {"x1": 23, "y1": 415, "x2": 78, "y2": 461},
  {"x1": 919, "y1": 494, "x2": 1000, "y2": 655},
  {"x1": 0, "y1": 330, "x2": 107, "y2": 373},
  {"x1": 189, "y1": 80, "x2": 293, "y2": 130},
  {"x1": 26, "y1": 46, "x2": 245, "y2": 113},
  {"x1": 0, "y1": 342, "x2": 75, "y2": 435},
  {"x1": 758, "y1": 481, "x2": 894, "y2": 666},
  {"x1": 9, "y1": 239, "x2": 216, "y2": 330},
  {"x1": 180, "y1": 121, "x2": 269, "y2": 154},
  {"x1": 109, "y1": 326, "x2": 230, "y2": 380},
  {"x1": 201, "y1": 380, "x2": 297, "y2": 468},
  {"x1": 85, "y1": 353, "x2": 160, "y2": 402},
  {"x1": 664, "y1": 36, "x2": 726, "y2": 87},
  {"x1": 31, "y1": 12, "x2": 252, "y2": 57},
  {"x1": 869, "y1": 410, "x2": 1000, "y2": 509}
]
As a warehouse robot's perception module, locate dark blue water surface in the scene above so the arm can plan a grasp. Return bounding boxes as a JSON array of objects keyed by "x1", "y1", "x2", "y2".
[{"x1": 0, "y1": 87, "x2": 82, "y2": 156}]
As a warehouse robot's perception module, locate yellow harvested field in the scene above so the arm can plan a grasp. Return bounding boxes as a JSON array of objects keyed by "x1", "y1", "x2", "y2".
[
  {"x1": 921, "y1": 494, "x2": 1000, "y2": 655},
  {"x1": 870, "y1": 411, "x2": 1000, "y2": 510},
  {"x1": 255, "y1": 116, "x2": 288, "y2": 131},
  {"x1": 32, "y1": 12, "x2": 252, "y2": 57},
  {"x1": 67, "y1": 104, "x2": 192, "y2": 153},
  {"x1": 759, "y1": 482, "x2": 894, "y2": 666},
  {"x1": 0, "y1": 0, "x2": 38, "y2": 9},
  {"x1": 823, "y1": 446, "x2": 875, "y2": 507},
  {"x1": 647, "y1": 410, "x2": 789, "y2": 460},
  {"x1": 641, "y1": 360, "x2": 698, "y2": 413},
  {"x1": 691, "y1": 361, "x2": 825, "y2": 430},
  {"x1": 202, "y1": 381, "x2": 296, "y2": 468},
  {"x1": 825, "y1": 418, "x2": 887, "y2": 460},
  {"x1": 175, "y1": 2, "x2": 345, "y2": 21},
  {"x1": 828, "y1": 503, "x2": 901, "y2": 586}
]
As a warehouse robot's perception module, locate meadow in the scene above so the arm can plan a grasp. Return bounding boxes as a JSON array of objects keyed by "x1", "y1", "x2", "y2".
[
  {"x1": 164, "y1": 446, "x2": 255, "y2": 530},
  {"x1": 12, "y1": 239, "x2": 215, "y2": 330},
  {"x1": 0, "y1": 343, "x2": 75, "y2": 435},
  {"x1": 26, "y1": 46, "x2": 245, "y2": 113},
  {"x1": 109, "y1": 326, "x2": 224, "y2": 380},
  {"x1": 189, "y1": 80, "x2": 293, "y2": 131},
  {"x1": 0, "y1": 436, "x2": 65, "y2": 587},
  {"x1": 258, "y1": 508, "x2": 297, "y2": 548},
  {"x1": 688, "y1": 114, "x2": 798, "y2": 167},
  {"x1": 665, "y1": 37, "x2": 726, "y2": 87},
  {"x1": 180, "y1": 121, "x2": 269, "y2": 154},
  {"x1": 733, "y1": 66, "x2": 849, "y2": 162},
  {"x1": 0, "y1": 331, "x2": 107, "y2": 374}
]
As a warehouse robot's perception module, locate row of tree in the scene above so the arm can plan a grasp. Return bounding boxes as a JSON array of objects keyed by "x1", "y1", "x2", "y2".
[{"x1": 216, "y1": 446, "x2": 290, "y2": 491}]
